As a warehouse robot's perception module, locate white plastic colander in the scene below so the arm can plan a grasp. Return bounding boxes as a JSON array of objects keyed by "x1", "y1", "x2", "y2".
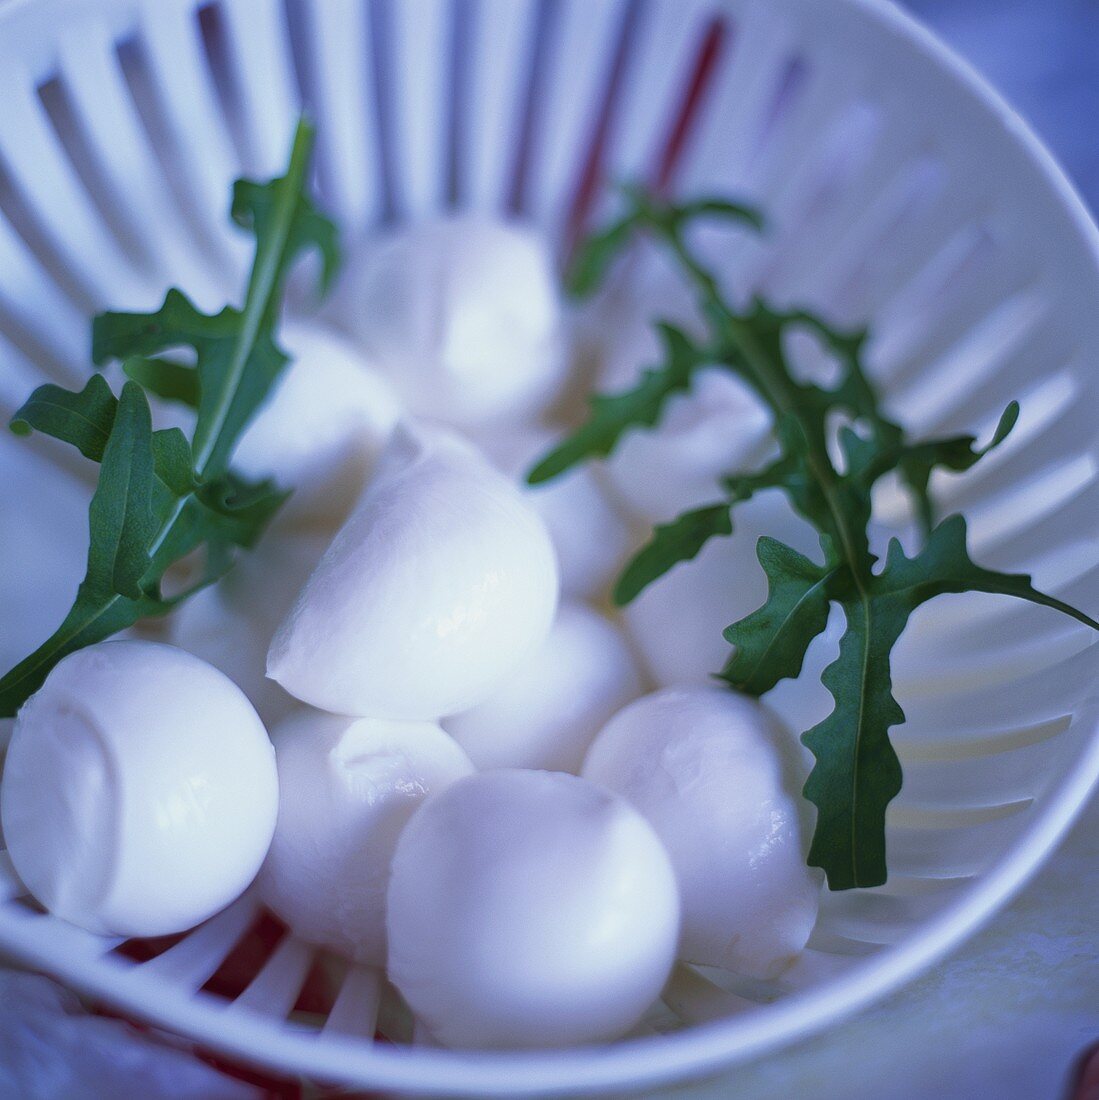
[{"x1": 0, "y1": 0, "x2": 1097, "y2": 1094}]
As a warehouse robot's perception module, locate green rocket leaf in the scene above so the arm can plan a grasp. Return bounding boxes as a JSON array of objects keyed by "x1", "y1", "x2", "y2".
[
  {"x1": 533, "y1": 190, "x2": 1099, "y2": 888},
  {"x1": 0, "y1": 118, "x2": 337, "y2": 717},
  {"x1": 527, "y1": 323, "x2": 707, "y2": 484}
]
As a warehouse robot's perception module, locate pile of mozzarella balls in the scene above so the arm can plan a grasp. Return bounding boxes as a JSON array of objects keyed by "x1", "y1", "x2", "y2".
[{"x1": 0, "y1": 216, "x2": 822, "y2": 1050}]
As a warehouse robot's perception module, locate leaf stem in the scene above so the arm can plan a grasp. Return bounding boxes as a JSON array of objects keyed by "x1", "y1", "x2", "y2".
[
  {"x1": 0, "y1": 120, "x2": 326, "y2": 717},
  {"x1": 548, "y1": 189, "x2": 1099, "y2": 889},
  {"x1": 656, "y1": 217, "x2": 873, "y2": 594},
  {"x1": 653, "y1": 214, "x2": 888, "y2": 890},
  {"x1": 192, "y1": 120, "x2": 314, "y2": 476}
]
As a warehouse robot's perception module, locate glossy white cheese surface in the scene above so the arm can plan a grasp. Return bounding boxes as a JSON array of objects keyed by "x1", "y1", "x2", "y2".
[
  {"x1": 386, "y1": 769, "x2": 680, "y2": 1049},
  {"x1": 445, "y1": 602, "x2": 644, "y2": 774},
  {"x1": 0, "y1": 641, "x2": 278, "y2": 938},
  {"x1": 335, "y1": 215, "x2": 566, "y2": 426},
  {"x1": 258, "y1": 709, "x2": 473, "y2": 965},
  {"x1": 232, "y1": 321, "x2": 402, "y2": 530},
  {"x1": 268, "y1": 424, "x2": 559, "y2": 719},
  {"x1": 583, "y1": 685, "x2": 820, "y2": 979}
]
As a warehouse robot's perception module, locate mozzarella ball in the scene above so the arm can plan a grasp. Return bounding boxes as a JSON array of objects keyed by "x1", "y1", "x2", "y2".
[
  {"x1": 446, "y1": 603, "x2": 644, "y2": 773},
  {"x1": 583, "y1": 686, "x2": 820, "y2": 978},
  {"x1": 171, "y1": 532, "x2": 328, "y2": 726},
  {"x1": 232, "y1": 321, "x2": 401, "y2": 529},
  {"x1": 258, "y1": 710, "x2": 472, "y2": 964},
  {"x1": 387, "y1": 770, "x2": 679, "y2": 1049},
  {"x1": 0, "y1": 433, "x2": 89, "y2": 672},
  {"x1": 622, "y1": 490, "x2": 821, "y2": 687},
  {"x1": 597, "y1": 276, "x2": 773, "y2": 524},
  {"x1": 479, "y1": 426, "x2": 636, "y2": 600},
  {"x1": 268, "y1": 424, "x2": 559, "y2": 719},
  {"x1": 333, "y1": 215, "x2": 566, "y2": 425},
  {"x1": 0, "y1": 641, "x2": 277, "y2": 938}
]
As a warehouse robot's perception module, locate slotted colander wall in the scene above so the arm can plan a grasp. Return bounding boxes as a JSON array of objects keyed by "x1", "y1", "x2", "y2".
[{"x1": 0, "y1": 0, "x2": 1096, "y2": 1094}]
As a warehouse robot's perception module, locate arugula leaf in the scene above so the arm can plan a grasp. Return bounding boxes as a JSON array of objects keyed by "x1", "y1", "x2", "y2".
[
  {"x1": 93, "y1": 290, "x2": 284, "y2": 480},
  {"x1": 123, "y1": 356, "x2": 200, "y2": 408},
  {"x1": 532, "y1": 190, "x2": 1099, "y2": 889},
  {"x1": 804, "y1": 513, "x2": 1097, "y2": 888},
  {"x1": 677, "y1": 197, "x2": 765, "y2": 229},
  {"x1": 10, "y1": 374, "x2": 118, "y2": 462},
  {"x1": 615, "y1": 456, "x2": 803, "y2": 604},
  {"x1": 566, "y1": 185, "x2": 765, "y2": 298},
  {"x1": 231, "y1": 176, "x2": 340, "y2": 299},
  {"x1": 93, "y1": 123, "x2": 337, "y2": 480},
  {"x1": 0, "y1": 118, "x2": 335, "y2": 717},
  {"x1": 720, "y1": 540, "x2": 835, "y2": 696},
  {"x1": 874, "y1": 512, "x2": 1097, "y2": 627},
  {"x1": 527, "y1": 323, "x2": 706, "y2": 484},
  {"x1": 196, "y1": 473, "x2": 289, "y2": 550},
  {"x1": 887, "y1": 402, "x2": 1019, "y2": 531},
  {"x1": 802, "y1": 592, "x2": 904, "y2": 890},
  {"x1": 614, "y1": 503, "x2": 733, "y2": 605},
  {"x1": 0, "y1": 384, "x2": 169, "y2": 712},
  {"x1": 94, "y1": 382, "x2": 159, "y2": 600},
  {"x1": 567, "y1": 217, "x2": 637, "y2": 299}
]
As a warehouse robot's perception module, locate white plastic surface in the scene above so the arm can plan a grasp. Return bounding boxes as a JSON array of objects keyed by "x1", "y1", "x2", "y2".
[{"x1": 0, "y1": 0, "x2": 1097, "y2": 1094}]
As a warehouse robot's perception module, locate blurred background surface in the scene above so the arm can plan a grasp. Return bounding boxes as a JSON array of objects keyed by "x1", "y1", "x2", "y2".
[{"x1": 903, "y1": 0, "x2": 1099, "y2": 208}]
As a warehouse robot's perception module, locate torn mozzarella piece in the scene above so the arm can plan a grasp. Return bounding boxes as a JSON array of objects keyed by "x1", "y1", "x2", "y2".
[
  {"x1": 258, "y1": 710, "x2": 473, "y2": 964},
  {"x1": 597, "y1": 276, "x2": 773, "y2": 523},
  {"x1": 333, "y1": 215, "x2": 566, "y2": 425},
  {"x1": 583, "y1": 685, "x2": 820, "y2": 978},
  {"x1": 268, "y1": 425, "x2": 558, "y2": 719},
  {"x1": 622, "y1": 490, "x2": 821, "y2": 687},
  {"x1": 171, "y1": 532, "x2": 328, "y2": 727},
  {"x1": 387, "y1": 770, "x2": 679, "y2": 1049},
  {"x1": 0, "y1": 641, "x2": 277, "y2": 938},
  {"x1": 232, "y1": 321, "x2": 402, "y2": 529},
  {"x1": 479, "y1": 426, "x2": 636, "y2": 599},
  {"x1": 445, "y1": 602, "x2": 644, "y2": 774}
]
